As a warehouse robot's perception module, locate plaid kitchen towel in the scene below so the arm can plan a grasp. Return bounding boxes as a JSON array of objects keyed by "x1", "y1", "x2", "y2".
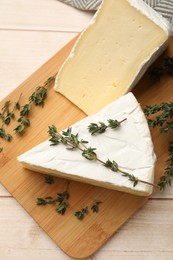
[{"x1": 58, "y1": 0, "x2": 173, "y2": 25}]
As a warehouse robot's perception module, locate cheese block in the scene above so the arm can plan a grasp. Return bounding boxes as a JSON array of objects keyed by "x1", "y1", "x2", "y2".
[
  {"x1": 54, "y1": 0, "x2": 172, "y2": 115},
  {"x1": 18, "y1": 93, "x2": 156, "y2": 196}
]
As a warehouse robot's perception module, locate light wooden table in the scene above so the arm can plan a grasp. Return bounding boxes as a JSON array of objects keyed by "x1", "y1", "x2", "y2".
[{"x1": 0, "y1": 1, "x2": 173, "y2": 259}]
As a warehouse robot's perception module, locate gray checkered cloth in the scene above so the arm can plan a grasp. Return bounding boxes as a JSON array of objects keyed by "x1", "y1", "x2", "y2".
[{"x1": 58, "y1": 0, "x2": 173, "y2": 26}]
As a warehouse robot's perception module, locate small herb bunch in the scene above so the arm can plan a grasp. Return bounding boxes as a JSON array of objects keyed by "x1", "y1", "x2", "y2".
[
  {"x1": 14, "y1": 75, "x2": 56, "y2": 135},
  {"x1": 48, "y1": 125, "x2": 156, "y2": 188},
  {"x1": 75, "y1": 201, "x2": 102, "y2": 220},
  {"x1": 144, "y1": 102, "x2": 173, "y2": 134},
  {"x1": 0, "y1": 96, "x2": 22, "y2": 144},
  {"x1": 37, "y1": 191, "x2": 69, "y2": 215},
  {"x1": 88, "y1": 118, "x2": 126, "y2": 135},
  {"x1": 144, "y1": 103, "x2": 173, "y2": 190},
  {"x1": 149, "y1": 56, "x2": 173, "y2": 82},
  {"x1": 0, "y1": 74, "x2": 56, "y2": 152}
]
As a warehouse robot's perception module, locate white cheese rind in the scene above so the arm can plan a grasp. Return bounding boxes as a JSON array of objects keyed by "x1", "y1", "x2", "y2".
[
  {"x1": 18, "y1": 93, "x2": 156, "y2": 196},
  {"x1": 54, "y1": 0, "x2": 172, "y2": 115}
]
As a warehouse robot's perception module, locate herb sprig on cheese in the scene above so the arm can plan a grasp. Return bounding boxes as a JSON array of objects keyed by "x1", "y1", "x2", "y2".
[{"x1": 48, "y1": 124, "x2": 157, "y2": 188}]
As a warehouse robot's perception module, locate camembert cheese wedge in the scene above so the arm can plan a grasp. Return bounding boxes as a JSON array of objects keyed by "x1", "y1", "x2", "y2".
[
  {"x1": 18, "y1": 93, "x2": 156, "y2": 196},
  {"x1": 54, "y1": 0, "x2": 172, "y2": 115}
]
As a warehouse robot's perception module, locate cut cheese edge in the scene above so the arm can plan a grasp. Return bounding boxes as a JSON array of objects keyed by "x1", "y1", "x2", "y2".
[
  {"x1": 18, "y1": 93, "x2": 156, "y2": 196},
  {"x1": 54, "y1": 0, "x2": 172, "y2": 115}
]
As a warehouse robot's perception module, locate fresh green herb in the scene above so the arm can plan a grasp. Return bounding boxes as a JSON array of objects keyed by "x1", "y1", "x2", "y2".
[
  {"x1": 14, "y1": 100, "x2": 21, "y2": 111},
  {"x1": 104, "y1": 159, "x2": 137, "y2": 187},
  {"x1": 75, "y1": 207, "x2": 88, "y2": 220},
  {"x1": 37, "y1": 196, "x2": 56, "y2": 205},
  {"x1": 0, "y1": 94, "x2": 22, "y2": 127},
  {"x1": 75, "y1": 201, "x2": 102, "y2": 220},
  {"x1": 0, "y1": 127, "x2": 12, "y2": 142},
  {"x1": 45, "y1": 175, "x2": 55, "y2": 184},
  {"x1": 29, "y1": 75, "x2": 56, "y2": 107},
  {"x1": 48, "y1": 125, "x2": 156, "y2": 188},
  {"x1": 144, "y1": 102, "x2": 173, "y2": 190},
  {"x1": 14, "y1": 74, "x2": 56, "y2": 135},
  {"x1": 88, "y1": 118, "x2": 126, "y2": 135},
  {"x1": 144, "y1": 102, "x2": 173, "y2": 134},
  {"x1": 56, "y1": 191, "x2": 69, "y2": 215},
  {"x1": 36, "y1": 191, "x2": 69, "y2": 215},
  {"x1": 91, "y1": 201, "x2": 102, "y2": 213}
]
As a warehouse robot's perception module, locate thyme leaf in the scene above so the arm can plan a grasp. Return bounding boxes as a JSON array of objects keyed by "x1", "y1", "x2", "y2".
[{"x1": 88, "y1": 118, "x2": 126, "y2": 135}]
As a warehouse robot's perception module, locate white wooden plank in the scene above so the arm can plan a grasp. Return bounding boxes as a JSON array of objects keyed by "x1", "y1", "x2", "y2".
[
  {"x1": 0, "y1": 30, "x2": 76, "y2": 101},
  {"x1": 93, "y1": 199, "x2": 173, "y2": 259},
  {"x1": 0, "y1": 0, "x2": 93, "y2": 32},
  {"x1": 0, "y1": 198, "x2": 172, "y2": 259},
  {"x1": 151, "y1": 186, "x2": 173, "y2": 198},
  {"x1": 0, "y1": 198, "x2": 90, "y2": 260},
  {"x1": 92, "y1": 252, "x2": 173, "y2": 260}
]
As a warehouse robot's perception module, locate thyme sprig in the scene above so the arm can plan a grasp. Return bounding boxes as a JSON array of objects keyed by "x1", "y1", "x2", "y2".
[
  {"x1": 75, "y1": 207, "x2": 88, "y2": 220},
  {"x1": 157, "y1": 142, "x2": 173, "y2": 190},
  {"x1": 14, "y1": 74, "x2": 56, "y2": 135},
  {"x1": 37, "y1": 191, "x2": 69, "y2": 215},
  {"x1": 48, "y1": 125, "x2": 156, "y2": 188},
  {"x1": 144, "y1": 103, "x2": 173, "y2": 190},
  {"x1": 144, "y1": 102, "x2": 173, "y2": 134},
  {"x1": 88, "y1": 118, "x2": 126, "y2": 135},
  {"x1": 75, "y1": 201, "x2": 102, "y2": 220},
  {"x1": 0, "y1": 94, "x2": 22, "y2": 127}
]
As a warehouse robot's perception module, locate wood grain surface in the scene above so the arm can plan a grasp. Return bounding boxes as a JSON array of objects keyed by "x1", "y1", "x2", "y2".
[{"x1": 1, "y1": 1, "x2": 173, "y2": 259}]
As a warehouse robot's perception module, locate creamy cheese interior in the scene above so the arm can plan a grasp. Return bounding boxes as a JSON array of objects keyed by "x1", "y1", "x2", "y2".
[{"x1": 55, "y1": 0, "x2": 170, "y2": 115}]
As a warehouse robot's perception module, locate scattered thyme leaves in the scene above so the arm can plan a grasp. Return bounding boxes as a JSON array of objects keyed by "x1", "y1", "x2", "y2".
[
  {"x1": 75, "y1": 207, "x2": 88, "y2": 220},
  {"x1": 91, "y1": 201, "x2": 102, "y2": 213},
  {"x1": 82, "y1": 147, "x2": 97, "y2": 160},
  {"x1": 75, "y1": 201, "x2": 102, "y2": 220},
  {"x1": 0, "y1": 127, "x2": 12, "y2": 142},
  {"x1": 37, "y1": 196, "x2": 56, "y2": 205}
]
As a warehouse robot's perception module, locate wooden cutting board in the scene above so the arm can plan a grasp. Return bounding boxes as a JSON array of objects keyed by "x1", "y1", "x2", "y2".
[{"x1": 0, "y1": 36, "x2": 173, "y2": 259}]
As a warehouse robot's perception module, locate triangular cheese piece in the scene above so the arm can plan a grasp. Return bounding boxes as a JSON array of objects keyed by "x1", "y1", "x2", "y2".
[
  {"x1": 54, "y1": 0, "x2": 172, "y2": 115},
  {"x1": 18, "y1": 93, "x2": 156, "y2": 196}
]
